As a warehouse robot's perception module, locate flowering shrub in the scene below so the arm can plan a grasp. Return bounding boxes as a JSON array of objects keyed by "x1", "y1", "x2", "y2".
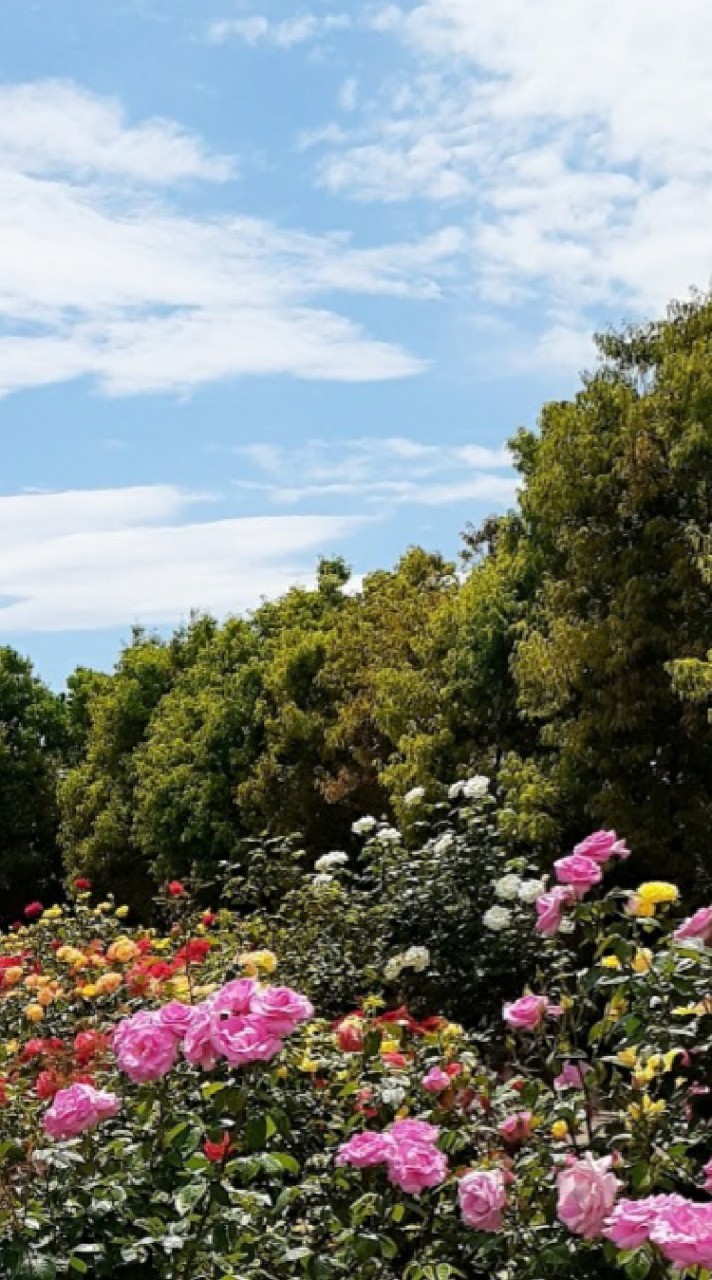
[{"x1": 0, "y1": 823, "x2": 711, "y2": 1277}]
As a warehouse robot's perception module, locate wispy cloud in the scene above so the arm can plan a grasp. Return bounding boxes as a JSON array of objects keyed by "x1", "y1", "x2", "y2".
[
  {"x1": 0, "y1": 80, "x2": 444, "y2": 398},
  {"x1": 232, "y1": 435, "x2": 517, "y2": 507},
  {"x1": 208, "y1": 11, "x2": 351, "y2": 47},
  {"x1": 306, "y1": 0, "x2": 712, "y2": 369},
  {"x1": 0, "y1": 486, "x2": 362, "y2": 632}
]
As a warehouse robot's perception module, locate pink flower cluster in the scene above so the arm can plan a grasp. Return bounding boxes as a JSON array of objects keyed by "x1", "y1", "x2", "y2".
[
  {"x1": 535, "y1": 830, "x2": 629, "y2": 936},
  {"x1": 503, "y1": 994, "x2": 562, "y2": 1032},
  {"x1": 606, "y1": 1195, "x2": 712, "y2": 1269},
  {"x1": 113, "y1": 981, "x2": 313, "y2": 1083},
  {"x1": 337, "y1": 1119, "x2": 448, "y2": 1195},
  {"x1": 43, "y1": 1082, "x2": 121, "y2": 1141}
]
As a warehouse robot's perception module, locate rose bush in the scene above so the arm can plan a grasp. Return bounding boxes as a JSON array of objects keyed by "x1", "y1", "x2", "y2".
[{"x1": 0, "y1": 811, "x2": 710, "y2": 1278}]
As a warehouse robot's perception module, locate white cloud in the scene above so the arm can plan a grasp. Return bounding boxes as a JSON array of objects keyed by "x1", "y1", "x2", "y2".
[
  {"x1": 311, "y1": 0, "x2": 712, "y2": 365},
  {"x1": 0, "y1": 80, "x2": 233, "y2": 184},
  {"x1": 0, "y1": 486, "x2": 362, "y2": 632},
  {"x1": 233, "y1": 435, "x2": 517, "y2": 507},
  {"x1": 0, "y1": 80, "x2": 441, "y2": 397},
  {"x1": 209, "y1": 11, "x2": 350, "y2": 47}
]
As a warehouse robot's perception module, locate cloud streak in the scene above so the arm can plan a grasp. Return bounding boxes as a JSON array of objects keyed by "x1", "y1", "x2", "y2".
[
  {"x1": 0, "y1": 486, "x2": 363, "y2": 632},
  {"x1": 0, "y1": 80, "x2": 442, "y2": 398},
  {"x1": 232, "y1": 435, "x2": 518, "y2": 508}
]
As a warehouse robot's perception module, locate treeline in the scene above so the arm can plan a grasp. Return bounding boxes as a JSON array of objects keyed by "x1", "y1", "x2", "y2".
[{"x1": 2, "y1": 296, "x2": 712, "y2": 915}]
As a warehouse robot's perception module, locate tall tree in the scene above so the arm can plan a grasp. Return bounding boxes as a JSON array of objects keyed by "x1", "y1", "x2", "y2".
[
  {"x1": 511, "y1": 297, "x2": 712, "y2": 886},
  {"x1": 0, "y1": 647, "x2": 65, "y2": 915}
]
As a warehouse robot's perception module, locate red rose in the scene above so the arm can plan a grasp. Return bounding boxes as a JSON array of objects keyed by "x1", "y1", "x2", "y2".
[
  {"x1": 167, "y1": 881, "x2": 185, "y2": 897},
  {"x1": 201, "y1": 912, "x2": 217, "y2": 927},
  {"x1": 36, "y1": 1070, "x2": 62, "y2": 1100},
  {"x1": 74, "y1": 878, "x2": 91, "y2": 891},
  {"x1": 203, "y1": 1132, "x2": 232, "y2": 1163},
  {"x1": 382, "y1": 1052, "x2": 408, "y2": 1070},
  {"x1": 24, "y1": 902, "x2": 44, "y2": 920}
]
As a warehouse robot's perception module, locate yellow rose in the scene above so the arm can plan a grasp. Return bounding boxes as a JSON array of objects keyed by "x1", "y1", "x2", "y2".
[
  {"x1": 632, "y1": 949, "x2": 654, "y2": 974},
  {"x1": 107, "y1": 938, "x2": 139, "y2": 965},
  {"x1": 636, "y1": 882, "x2": 679, "y2": 906},
  {"x1": 616, "y1": 1047, "x2": 637, "y2": 1068},
  {"x1": 25, "y1": 1003, "x2": 44, "y2": 1022},
  {"x1": 255, "y1": 950, "x2": 278, "y2": 975},
  {"x1": 628, "y1": 1095, "x2": 666, "y2": 1122},
  {"x1": 37, "y1": 988, "x2": 54, "y2": 1008},
  {"x1": 77, "y1": 984, "x2": 99, "y2": 999},
  {"x1": 551, "y1": 1120, "x2": 569, "y2": 1141},
  {"x1": 601, "y1": 955, "x2": 622, "y2": 970},
  {"x1": 115, "y1": 906, "x2": 130, "y2": 919},
  {"x1": 626, "y1": 896, "x2": 657, "y2": 918},
  {"x1": 3, "y1": 966, "x2": 23, "y2": 987},
  {"x1": 95, "y1": 972, "x2": 122, "y2": 995}
]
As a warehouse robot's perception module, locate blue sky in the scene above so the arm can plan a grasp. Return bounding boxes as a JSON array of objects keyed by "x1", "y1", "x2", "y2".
[{"x1": 2, "y1": 0, "x2": 712, "y2": 687}]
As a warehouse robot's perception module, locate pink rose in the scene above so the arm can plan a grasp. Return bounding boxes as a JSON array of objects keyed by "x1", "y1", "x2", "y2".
[
  {"x1": 554, "y1": 854, "x2": 603, "y2": 896},
  {"x1": 209, "y1": 1013, "x2": 283, "y2": 1066},
  {"x1": 458, "y1": 1169, "x2": 507, "y2": 1231},
  {"x1": 573, "y1": 830, "x2": 630, "y2": 862},
  {"x1": 183, "y1": 1003, "x2": 221, "y2": 1071},
  {"x1": 557, "y1": 1154, "x2": 620, "y2": 1238},
  {"x1": 650, "y1": 1199, "x2": 712, "y2": 1269},
  {"x1": 113, "y1": 1010, "x2": 178, "y2": 1083},
  {"x1": 336, "y1": 1131, "x2": 395, "y2": 1168},
  {"x1": 389, "y1": 1119, "x2": 440, "y2": 1145},
  {"x1": 44, "y1": 1083, "x2": 121, "y2": 1141},
  {"x1": 604, "y1": 1195, "x2": 687, "y2": 1250},
  {"x1": 554, "y1": 1060, "x2": 592, "y2": 1090},
  {"x1": 503, "y1": 994, "x2": 560, "y2": 1031},
  {"x1": 157, "y1": 1001, "x2": 195, "y2": 1039},
  {"x1": 211, "y1": 978, "x2": 259, "y2": 1016},
  {"x1": 674, "y1": 906, "x2": 712, "y2": 944},
  {"x1": 250, "y1": 986, "x2": 315, "y2": 1035},
  {"x1": 422, "y1": 1067, "x2": 451, "y2": 1094},
  {"x1": 387, "y1": 1139, "x2": 448, "y2": 1195},
  {"x1": 535, "y1": 886, "x2": 575, "y2": 936},
  {"x1": 498, "y1": 1111, "x2": 533, "y2": 1145}
]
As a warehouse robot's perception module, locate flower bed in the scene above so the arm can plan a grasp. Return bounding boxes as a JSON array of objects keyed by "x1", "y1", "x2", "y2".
[{"x1": 0, "y1": 835, "x2": 711, "y2": 1278}]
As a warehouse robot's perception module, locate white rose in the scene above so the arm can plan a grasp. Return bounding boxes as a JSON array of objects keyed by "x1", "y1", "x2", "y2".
[
  {"x1": 483, "y1": 905, "x2": 512, "y2": 932},
  {"x1": 377, "y1": 826, "x2": 401, "y2": 843},
  {"x1": 494, "y1": 874, "x2": 522, "y2": 901},
  {"x1": 314, "y1": 851, "x2": 348, "y2": 872},
  {"x1": 384, "y1": 955, "x2": 405, "y2": 981},
  {"x1": 312, "y1": 873, "x2": 334, "y2": 887},
  {"x1": 462, "y1": 775, "x2": 490, "y2": 800},
  {"x1": 517, "y1": 878, "x2": 548, "y2": 904},
  {"x1": 351, "y1": 816, "x2": 377, "y2": 835},
  {"x1": 403, "y1": 945, "x2": 430, "y2": 972},
  {"x1": 403, "y1": 786, "x2": 426, "y2": 807}
]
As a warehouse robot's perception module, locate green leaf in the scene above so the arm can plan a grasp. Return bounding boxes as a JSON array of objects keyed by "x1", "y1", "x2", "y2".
[{"x1": 174, "y1": 1181, "x2": 207, "y2": 1217}]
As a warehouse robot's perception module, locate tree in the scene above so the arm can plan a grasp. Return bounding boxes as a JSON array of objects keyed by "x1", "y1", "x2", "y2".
[
  {"x1": 0, "y1": 647, "x2": 65, "y2": 916},
  {"x1": 60, "y1": 629, "x2": 181, "y2": 908},
  {"x1": 511, "y1": 296, "x2": 712, "y2": 887},
  {"x1": 132, "y1": 619, "x2": 263, "y2": 882}
]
